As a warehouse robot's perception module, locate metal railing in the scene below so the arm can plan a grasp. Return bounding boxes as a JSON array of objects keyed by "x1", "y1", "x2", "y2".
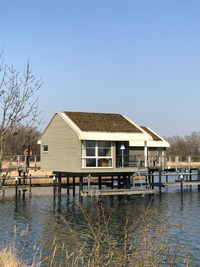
[{"x1": 116, "y1": 155, "x2": 200, "y2": 168}]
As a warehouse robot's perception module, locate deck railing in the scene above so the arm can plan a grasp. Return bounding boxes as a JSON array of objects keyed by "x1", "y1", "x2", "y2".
[
  {"x1": 117, "y1": 155, "x2": 200, "y2": 169},
  {"x1": 1, "y1": 155, "x2": 40, "y2": 172}
]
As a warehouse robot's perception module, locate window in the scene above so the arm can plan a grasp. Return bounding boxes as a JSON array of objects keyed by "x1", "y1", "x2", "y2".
[
  {"x1": 43, "y1": 145, "x2": 48, "y2": 153},
  {"x1": 82, "y1": 141, "x2": 112, "y2": 168}
]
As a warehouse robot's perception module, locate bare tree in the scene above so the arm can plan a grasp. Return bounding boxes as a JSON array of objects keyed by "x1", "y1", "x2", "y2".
[
  {"x1": 166, "y1": 132, "x2": 200, "y2": 156},
  {"x1": 0, "y1": 54, "x2": 42, "y2": 171}
]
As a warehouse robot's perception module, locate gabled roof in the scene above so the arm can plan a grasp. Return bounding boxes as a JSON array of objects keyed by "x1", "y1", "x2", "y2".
[
  {"x1": 64, "y1": 112, "x2": 142, "y2": 133},
  {"x1": 140, "y1": 126, "x2": 162, "y2": 141},
  {"x1": 40, "y1": 111, "x2": 170, "y2": 148}
]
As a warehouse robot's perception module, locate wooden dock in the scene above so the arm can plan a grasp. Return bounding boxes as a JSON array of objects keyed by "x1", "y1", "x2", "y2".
[
  {"x1": 81, "y1": 188, "x2": 156, "y2": 197},
  {"x1": 1, "y1": 154, "x2": 200, "y2": 200}
]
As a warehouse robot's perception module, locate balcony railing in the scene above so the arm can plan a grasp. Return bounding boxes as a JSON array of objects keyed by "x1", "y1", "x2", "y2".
[{"x1": 117, "y1": 155, "x2": 200, "y2": 168}]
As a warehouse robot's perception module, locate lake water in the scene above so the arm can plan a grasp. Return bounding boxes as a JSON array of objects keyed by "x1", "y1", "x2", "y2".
[{"x1": 0, "y1": 185, "x2": 200, "y2": 266}]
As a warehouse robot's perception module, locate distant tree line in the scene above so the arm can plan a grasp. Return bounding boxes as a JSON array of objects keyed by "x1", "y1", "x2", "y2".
[
  {"x1": 2, "y1": 125, "x2": 40, "y2": 156},
  {"x1": 165, "y1": 132, "x2": 200, "y2": 156}
]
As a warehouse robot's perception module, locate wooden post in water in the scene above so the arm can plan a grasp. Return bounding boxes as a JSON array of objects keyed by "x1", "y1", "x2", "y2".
[
  {"x1": 147, "y1": 170, "x2": 151, "y2": 188},
  {"x1": 159, "y1": 169, "x2": 162, "y2": 193},
  {"x1": 22, "y1": 189, "x2": 26, "y2": 199},
  {"x1": 198, "y1": 169, "x2": 200, "y2": 191},
  {"x1": 15, "y1": 177, "x2": 18, "y2": 199},
  {"x1": 166, "y1": 174, "x2": 168, "y2": 183},
  {"x1": 73, "y1": 177, "x2": 76, "y2": 196},
  {"x1": 123, "y1": 175, "x2": 126, "y2": 188},
  {"x1": 151, "y1": 173, "x2": 154, "y2": 189},
  {"x1": 23, "y1": 171, "x2": 26, "y2": 185},
  {"x1": 53, "y1": 176, "x2": 56, "y2": 196},
  {"x1": 189, "y1": 169, "x2": 192, "y2": 190},
  {"x1": 180, "y1": 175, "x2": 183, "y2": 194},
  {"x1": 79, "y1": 176, "x2": 83, "y2": 201},
  {"x1": 111, "y1": 176, "x2": 114, "y2": 189},
  {"x1": 58, "y1": 175, "x2": 62, "y2": 196},
  {"x1": 127, "y1": 176, "x2": 131, "y2": 188},
  {"x1": 29, "y1": 176, "x2": 32, "y2": 193},
  {"x1": 67, "y1": 177, "x2": 70, "y2": 195},
  {"x1": 118, "y1": 176, "x2": 121, "y2": 189},
  {"x1": 98, "y1": 176, "x2": 102, "y2": 190}
]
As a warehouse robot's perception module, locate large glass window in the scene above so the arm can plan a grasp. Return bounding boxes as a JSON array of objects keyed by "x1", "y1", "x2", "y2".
[{"x1": 82, "y1": 141, "x2": 112, "y2": 168}]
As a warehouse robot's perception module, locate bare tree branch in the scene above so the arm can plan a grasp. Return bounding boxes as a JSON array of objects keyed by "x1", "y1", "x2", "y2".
[{"x1": 0, "y1": 52, "x2": 42, "y2": 172}]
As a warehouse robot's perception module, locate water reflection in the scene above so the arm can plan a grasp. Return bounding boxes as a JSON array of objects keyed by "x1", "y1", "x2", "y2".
[{"x1": 0, "y1": 188, "x2": 200, "y2": 264}]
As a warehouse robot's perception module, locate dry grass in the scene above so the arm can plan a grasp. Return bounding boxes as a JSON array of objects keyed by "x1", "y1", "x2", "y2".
[{"x1": 0, "y1": 246, "x2": 28, "y2": 267}]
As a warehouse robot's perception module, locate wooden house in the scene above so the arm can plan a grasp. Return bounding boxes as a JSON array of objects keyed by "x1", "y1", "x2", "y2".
[{"x1": 39, "y1": 112, "x2": 169, "y2": 174}]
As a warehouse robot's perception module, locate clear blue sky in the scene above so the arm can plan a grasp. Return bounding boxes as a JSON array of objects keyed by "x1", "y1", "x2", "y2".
[{"x1": 1, "y1": 0, "x2": 200, "y2": 136}]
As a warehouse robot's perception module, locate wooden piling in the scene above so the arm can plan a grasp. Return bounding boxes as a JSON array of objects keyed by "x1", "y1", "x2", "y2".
[
  {"x1": 147, "y1": 170, "x2": 151, "y2": 188},
  {"x1": 79, "y1": 177, "x2": 83, "y2": 201},
  {"x1": 15, "y1": 178, "x2": 18, "y2": 199},
  {"x1": 151, "y1": 173, "x2": 154, "y2": 189},
  {"x1": 111, "y1": 176, "x2": 114, "y2": 189},
  {"x1": 73, "y1": 177, "x2": 76, "y2": 196},
  {"x1": 58, "y1": 175, "x2": 62, "y2": 195},
  {"x1": 118, "y1": 176, "x2": 121, "y2": 189},
  {"x1": 29, "y1": 177, "x2": 32, "y2": 193},
  {"x1": 198, "y1": 169, "x2": 200, "y2": 191},
  {"x1": 67, "y1": 177, "x2": 70, "y2": 195},
  {"x1": 23, "y1": 171, "x2": 26, "y2": 185},
  {"x1": 98, "y1": 176, "x2": 102, "y2": 190},
  {"x1": 159, "y1": 170, "x2": 162, "y2": 193},
  {"x1": 180, "y1": 178, "x2": 183, "y2": 193},
  {"x1": 22, "y1": 189, "x2": 26, "y2": 199},
  {"x1": 189, "y1": 169, "x2": 192, "y2": 190},
  {"x1": 123, "y1": 175, "x2": 127, "y2": 188}
]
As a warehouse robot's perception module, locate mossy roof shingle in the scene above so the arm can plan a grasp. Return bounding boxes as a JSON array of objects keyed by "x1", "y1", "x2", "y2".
[
  {"x1": 140, "y1": 126, "x2": 162, "y2": 141},
  {"x1": 64, "y1": 112, "x2": 142, "y2": 133}
]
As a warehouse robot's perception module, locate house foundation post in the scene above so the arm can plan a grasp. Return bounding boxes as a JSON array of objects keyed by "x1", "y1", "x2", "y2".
[
  {"x1": 123, "y1": 175, "x2": 126, "y2": 188},
  {"x1": 159, "y1": 170, "x2": 162, "y2": 193},
  {"x1": 98, "y1": 176, "x2": 102, "y2": 190},
  {"x1": 166, "y1": 174, "x2": 168, "y2": 183},
  {"x1": 67, "y1": 177, "x2": 70, "y2": 195},
  {"x1": 151, "y1": 173, "x2": 154, "y2": 189},
  {"x1": 73, "y1": 177, "x2": 76, "y2": 196},
  {"x1": 118, "y1": 176, "x2": 121, "y2": 189},
  {"x1": 189, "y1": 169, "x2": 192, "y2": 190},
  {"x1": 58, "y1": 174, "x2": 62, "y2": 196},
  {"x1": 111, "y1": 176, "x2": 114, "y2": 189},
  {"x1": 79, "y1": 176, "x2": 83, "y2": 202},
  {"x1": 53, "y1": 176, "x2": 56, "y2": 197},
  {"x1": 15, "y1": 177, "x2": 18, "y2": 199}
]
